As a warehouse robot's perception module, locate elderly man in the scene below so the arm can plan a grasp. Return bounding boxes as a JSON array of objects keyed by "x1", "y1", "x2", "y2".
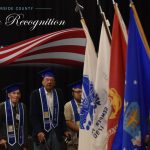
[
  {"x1": 0, "y1": 83, "x2": 28, "y2": 150},
  {"x1": 64, "y1": 80, "x2": 82, "y2": 150},
  {"x1": 30, "y1": 69, "x2": 70, "y2": 150}
]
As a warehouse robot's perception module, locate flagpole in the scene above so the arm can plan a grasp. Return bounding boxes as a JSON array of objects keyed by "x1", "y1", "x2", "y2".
[
  {"x1": 75, "y1": 2, "x2": 98, "y2": 150},
  {"x1": 75, "y1": 0, "x2": 84, "y2": 19},
  {"x1": 97, "y1": 0, "x2": 112, "y2": 44},
  {"x1": 75, "y1": 0, "x2": 90, "y2": 33},
  {"x1": 129, "y1": 0, "x2": 150, "y2": 57},
  {"x1": 112, "y1": 0, "x2": 115, "y2": 5}
]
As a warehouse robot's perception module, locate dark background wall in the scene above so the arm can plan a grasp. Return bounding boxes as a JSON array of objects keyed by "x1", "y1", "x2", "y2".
[
  {"x1": 0, "y1": 0, "x2": 149, "y2": 49},
  {"x1": 0, "y1": 0, "x2": 149, "y2": 134}
]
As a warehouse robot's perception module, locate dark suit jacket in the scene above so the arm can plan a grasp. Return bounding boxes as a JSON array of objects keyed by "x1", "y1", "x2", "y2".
[
  {"x1": 29, "y1": 88, "x2": 67, "y2": 142},
  {"x1": 0, "y1": 102, "x2": 28, "y2": 150}
]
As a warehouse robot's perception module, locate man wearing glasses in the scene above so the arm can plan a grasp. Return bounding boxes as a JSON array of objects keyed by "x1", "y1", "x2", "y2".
[{"x1": 64, "y1": 80, "x2": 82, "y2": 150}]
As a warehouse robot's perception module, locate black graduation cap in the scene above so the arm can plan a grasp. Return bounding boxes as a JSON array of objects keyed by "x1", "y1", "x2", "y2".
[
  {"x1": 68, "y1": 80, "x2": 82, "y2": 90},
  {"x1": 38, "y1": 68, "x2": 55, "y2": 78},
  {"x1": 3, "y1": 83, "x2": 22, "y2": 94}
]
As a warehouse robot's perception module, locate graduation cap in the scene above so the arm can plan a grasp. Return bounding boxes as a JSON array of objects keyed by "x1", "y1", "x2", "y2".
[
  {"x1": 3, "y1": 83, "x2": 22, "y2": 94},
  {"x1": 38, "y1": 68, "x2": 55, "y2": 78},
  {"x1": 68, "y1": 80, "x2": 82, "y2": 90}
]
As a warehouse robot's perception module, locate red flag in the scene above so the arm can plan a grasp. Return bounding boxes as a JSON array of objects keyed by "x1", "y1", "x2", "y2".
[{"x1": 107, "y1": 4, "x2": 127, "y2": 150}]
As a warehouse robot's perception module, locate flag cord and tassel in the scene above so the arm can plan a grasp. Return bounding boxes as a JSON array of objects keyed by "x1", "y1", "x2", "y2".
[{"x1": 97, "y1": 0, "x2": 112, "y2": 44}]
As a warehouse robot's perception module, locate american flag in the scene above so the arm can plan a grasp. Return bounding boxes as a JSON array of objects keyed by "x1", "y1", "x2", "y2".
[{"x1": 0, "y1": 28, "x2": 86, "y2": 67}]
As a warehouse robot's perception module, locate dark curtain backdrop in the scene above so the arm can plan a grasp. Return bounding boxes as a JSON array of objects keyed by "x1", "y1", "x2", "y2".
[{"x1": 0, "y1": 0, "x2": 149, "y2": 134}]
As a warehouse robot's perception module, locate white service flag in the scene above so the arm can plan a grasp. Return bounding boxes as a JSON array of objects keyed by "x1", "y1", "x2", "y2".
[
  {"x1": 92, "y1": 23, "x2": 111, "y2": 150},
  {"x1": 78, "y1": 19, "x2": 97, "y2": 150}
]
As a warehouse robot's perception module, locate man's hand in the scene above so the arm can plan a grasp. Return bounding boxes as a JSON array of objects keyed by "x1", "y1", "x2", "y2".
[
  {"x1": 64, "y1": 131, "x2": 71, "y2": 138},
  {"x1": 37, "y1": 132, "x2": 45, "y2": 143},
  {"x1": 23, "y1": 147, "x2": 28, "y2": 150},
  {"x1": 0, "y1": 139, "x2": 7, "y2": 149},
  {"x1": 145, "y1": 135, "x2": 150, "y2": 144}
]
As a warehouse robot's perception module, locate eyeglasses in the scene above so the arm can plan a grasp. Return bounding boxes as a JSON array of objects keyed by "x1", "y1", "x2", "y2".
[{"x1": 73, "y1": 90, "x2": 82, "y2": 94}]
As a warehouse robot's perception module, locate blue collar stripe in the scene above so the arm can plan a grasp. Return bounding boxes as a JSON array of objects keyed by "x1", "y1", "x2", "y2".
[
  {"x1": 5, "y1": 101, "x2": 24, "y2": 146},
  {"x1": 52, "y1": 89, "x2": 59, "y2": 128},
  {"x1": 71, "y1": 99, "x2": 80, "y2": 122},
  {"x1": 18, "y1": 103, "x2": 24, "y2": 146},
  {"x1": 39, "y1": 87, "x2": 59, "y2": 131},
  {"x1": 39, "y1": 87, "x2": 51, "y2": 132},
  {"x1": 5, "y1": 100, "x2": 16, "y2": 146}
]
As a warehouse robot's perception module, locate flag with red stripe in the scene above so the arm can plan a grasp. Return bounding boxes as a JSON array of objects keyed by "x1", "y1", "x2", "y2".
[{"x1": 0, "y1": 28, "x2": 86, "y2": 67}]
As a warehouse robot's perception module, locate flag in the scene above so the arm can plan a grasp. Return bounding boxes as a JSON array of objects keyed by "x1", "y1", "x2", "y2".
[
  {"x1": 122, "y1": 7, "x2": 150, "y2": 150},
  {"x1": 0, "y1": 28, "x2": 86, "y2": 67},
  {"x1": 78, "y1": 19, "x2": 97, "y2": 150},
  {"x1": 92, "y1": 22, "x2": 111, "y2": 150},
  {"x1": 107, "y1": 3, "x2": 127, "y2": 150}
]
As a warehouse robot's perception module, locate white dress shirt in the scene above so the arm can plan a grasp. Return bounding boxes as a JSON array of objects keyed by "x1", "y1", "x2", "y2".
[{"x1": 44, "y1": 88, "x2": 53, "y2": 116}]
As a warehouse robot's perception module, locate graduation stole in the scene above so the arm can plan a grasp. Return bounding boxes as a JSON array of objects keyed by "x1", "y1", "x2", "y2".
[
  {"x1": 71, "y1": 99, "x2": 80, "y2": 122},
  {"x1": 5, "y1": 100, "x2": 24, "y2": 146},
  {"x1": 39, "y1": 86, "x2": 59, "y2": 132}
]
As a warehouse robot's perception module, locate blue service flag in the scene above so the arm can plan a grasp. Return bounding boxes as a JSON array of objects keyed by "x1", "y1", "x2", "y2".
[{"x1": 122, "y1": 9, "x2": 150, "y2": 150}]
